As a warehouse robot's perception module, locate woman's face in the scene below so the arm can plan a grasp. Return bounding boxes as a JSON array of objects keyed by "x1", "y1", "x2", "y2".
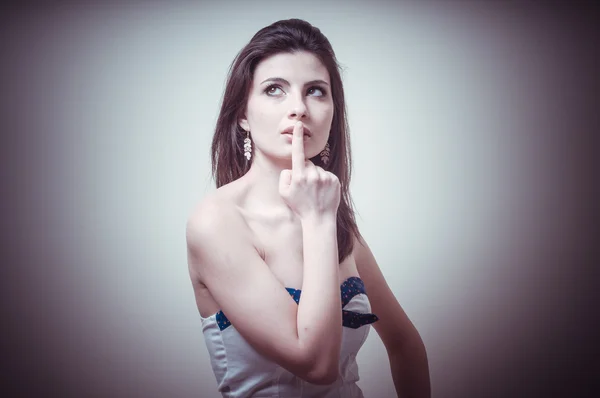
[{"x1": 239, "y1": 51, "x2": 334, "y2": 162}]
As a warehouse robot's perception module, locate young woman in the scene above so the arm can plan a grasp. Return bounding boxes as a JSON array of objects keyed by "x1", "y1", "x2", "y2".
[{"x1": 186, "y1": 18, "x2": 430, "y2": 397}]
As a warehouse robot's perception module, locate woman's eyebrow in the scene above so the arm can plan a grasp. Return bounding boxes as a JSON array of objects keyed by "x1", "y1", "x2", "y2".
[{"x1": 260, "y1": 77, "x2": 330, "y2": 86}]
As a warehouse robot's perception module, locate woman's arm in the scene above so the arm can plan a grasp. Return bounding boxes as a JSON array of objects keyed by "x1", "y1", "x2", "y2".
[
  {"x1": 187, "y1": 198, "x2": 341, "y2": 385},
  {"x1": 387, "y1": 325, "x2": 431, "y2": 398},
  {"x1": 353, "y1": 234, "x2": 431, "y2": 398}
]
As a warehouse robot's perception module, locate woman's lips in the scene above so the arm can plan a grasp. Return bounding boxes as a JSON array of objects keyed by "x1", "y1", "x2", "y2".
[
  {"x1": 281, "y1": 126, "x2": 312, "y2": 137},
  {"x1": 282, "y1": 133, "x2": 309, "y2": 141}
]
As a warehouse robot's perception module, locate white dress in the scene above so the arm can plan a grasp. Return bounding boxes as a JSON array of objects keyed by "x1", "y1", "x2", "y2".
[{"x1": 200, "y1": 276, "x2": 379, "y2": 397}]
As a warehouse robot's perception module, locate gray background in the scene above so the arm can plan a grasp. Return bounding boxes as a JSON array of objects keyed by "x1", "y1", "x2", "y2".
[{"x1": 2, "y1": 1, "x2": 597, "y2": 397}]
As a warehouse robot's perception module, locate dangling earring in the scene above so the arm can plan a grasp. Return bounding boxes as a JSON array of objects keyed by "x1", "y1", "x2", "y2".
[
  {"x1": 243, "y1": 131, "x2": 252, "y2": 160},
  {"x1": 320, "y1": 142, "x2": 330, "y2": 165}
]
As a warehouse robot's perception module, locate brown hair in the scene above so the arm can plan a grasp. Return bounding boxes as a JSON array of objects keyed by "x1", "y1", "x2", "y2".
[{"x1": 210, "y1": 18, "x2": 362, "y2": 263}]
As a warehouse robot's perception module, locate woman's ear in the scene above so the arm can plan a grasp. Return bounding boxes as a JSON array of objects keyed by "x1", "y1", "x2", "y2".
[{"x1": 238, "y1": 117, "x2": 250, "y2": 132}]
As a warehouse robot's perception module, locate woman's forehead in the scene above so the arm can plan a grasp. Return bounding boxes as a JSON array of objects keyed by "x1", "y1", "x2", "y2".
[{"x1": 253, "y1": 51, "x2": 330, "y2": 84}]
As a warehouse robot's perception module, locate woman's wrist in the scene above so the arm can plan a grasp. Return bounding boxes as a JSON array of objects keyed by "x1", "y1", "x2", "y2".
[{"x1": 299, "y1": 212, "x2": 337, "y2": 228}]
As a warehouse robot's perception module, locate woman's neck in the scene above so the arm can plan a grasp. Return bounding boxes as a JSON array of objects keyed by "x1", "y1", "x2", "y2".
[{"x1": 237, "y1": 153, "x2": 296, "y2": 222}]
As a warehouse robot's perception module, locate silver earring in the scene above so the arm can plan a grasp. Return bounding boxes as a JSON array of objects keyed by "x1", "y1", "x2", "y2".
[
  {"x1": 243, "y1": 131, "x2": 252, "y2": 160},
  {"x1": 320, "y1": 142, "x2": 330, "y2": 165}
]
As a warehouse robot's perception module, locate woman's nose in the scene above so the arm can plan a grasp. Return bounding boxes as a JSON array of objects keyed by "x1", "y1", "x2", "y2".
[{"x1": 287, "y1": 96, "x2": 308, "y2": 119}]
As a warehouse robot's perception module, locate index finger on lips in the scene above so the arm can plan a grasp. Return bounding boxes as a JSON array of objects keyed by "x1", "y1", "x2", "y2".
[{"x1": 291, "y1": 121, "x2": 305, "y2": 174}]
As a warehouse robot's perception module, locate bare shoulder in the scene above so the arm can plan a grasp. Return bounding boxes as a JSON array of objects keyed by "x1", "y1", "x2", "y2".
[
  {"x1": 187, "y1": 193, "x2": 229, "y2": 251},
  {"x1": 187, "y1": 190, "x2": 237, "y2": 232},
  {"x1": 186, "y1": 189, "x2": 249, "y2": 277}
]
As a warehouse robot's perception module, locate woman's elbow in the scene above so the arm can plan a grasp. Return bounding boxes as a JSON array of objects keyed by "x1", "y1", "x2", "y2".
[
  {"x1": 305, "y1": 369, "x2": 338, "y2": 385},
  {"x1": 302, "y1": 362, "x2": 339, "y2": 385}
]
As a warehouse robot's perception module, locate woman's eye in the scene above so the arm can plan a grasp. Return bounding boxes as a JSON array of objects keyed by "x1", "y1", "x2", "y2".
[
  {"x1": 265, "y1": 85, "x2": 284, "y2": 96},
  {"x1": 265, "y1": 85, "x2": 325, "y2": 97},
  {"x1": 307, "y1": 86, "x2": 326, "y2": 97}
]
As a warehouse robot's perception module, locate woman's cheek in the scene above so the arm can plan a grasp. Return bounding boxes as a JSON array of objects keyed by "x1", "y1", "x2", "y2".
[{"x1": 313, "y1": 106, "x2": 334, "y2": 123}]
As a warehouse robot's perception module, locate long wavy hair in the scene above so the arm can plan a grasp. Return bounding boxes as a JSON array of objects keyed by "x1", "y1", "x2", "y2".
[{"x1": 211, "y1": 18, "x2": 362, "y2": 263}]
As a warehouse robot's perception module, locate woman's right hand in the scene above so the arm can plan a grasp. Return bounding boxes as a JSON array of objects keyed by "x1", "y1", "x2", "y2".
[{"x1": 279, "y1": 121, "x2": 341, "y2": 221}]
